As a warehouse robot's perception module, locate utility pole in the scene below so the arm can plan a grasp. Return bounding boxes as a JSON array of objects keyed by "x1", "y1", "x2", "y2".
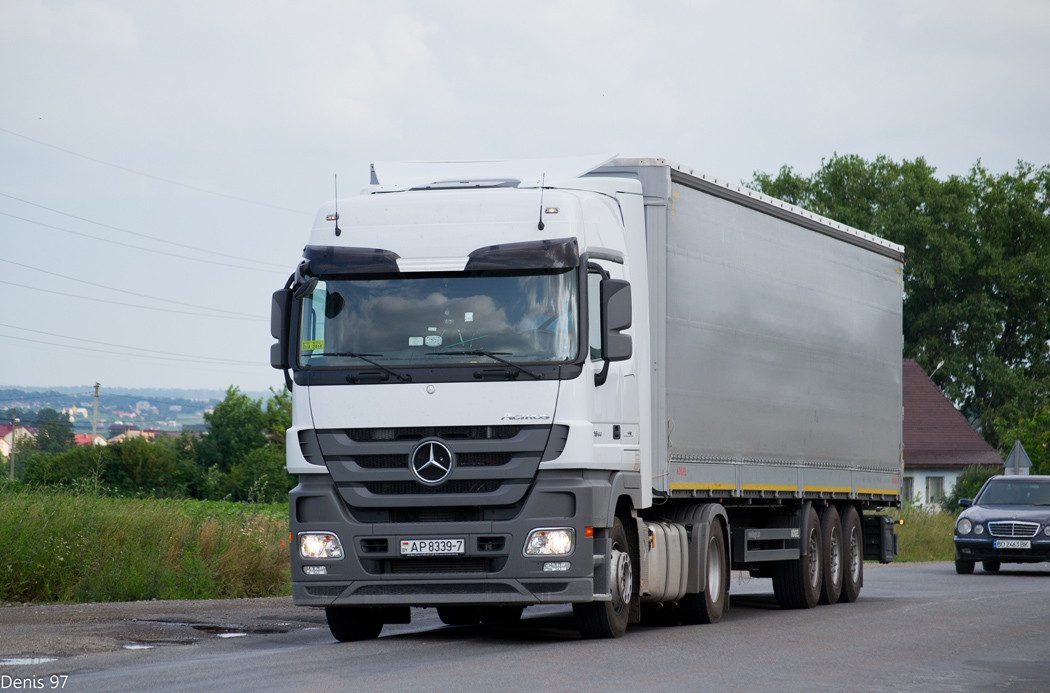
[
  {"x1": 9, "y1": 408, "x2": 15, "y2": 481},
  {"x1": 92, "y1": 383, "x2": 100, "y2": 442}
]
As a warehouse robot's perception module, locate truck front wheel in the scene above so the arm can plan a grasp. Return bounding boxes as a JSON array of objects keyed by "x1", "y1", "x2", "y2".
[
  {"x1": 573, "y1": 517, "x2": 632, "y2": 638},
  {"x1": 325, "y1": 606, "x2": 384, "y2": 642}
]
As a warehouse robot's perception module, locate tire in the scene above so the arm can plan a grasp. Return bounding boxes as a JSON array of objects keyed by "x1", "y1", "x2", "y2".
[
  {"x1": 437, "y1": 606, "x2": 482, "y2": 626},
  {"x1": 818, "y1": 506, "x2": 843, "y2": 605},
  {"x1": 955, "y1": 559, "x2": 975, "y2": 575},
  {"x1": 478, "y1": 606, "x2": 525, "y2": 623},
  {"x1": 982, "y1": 560, "x2": 1001, "y2": 573},
  {"x1": 325, "y1": 606, "x2": 384, "y2": 642},
  {"x1": 772, "y1": 505, "x2": 822, "y2": 609},
  {"x1": 573, "y1": 517, "x2": 633, "y2": 639},
  {"x1": 676, "y1": 517, "x2": 727, "y2": 625},
  {"x1": 838, "y1": 505, "x2": 863, "y2": 603}
]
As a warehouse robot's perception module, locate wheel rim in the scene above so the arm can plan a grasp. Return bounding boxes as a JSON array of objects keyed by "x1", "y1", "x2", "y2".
[
  {"x1": 612, "y1": 548, "x2": 633, "y2": 605},
  {"x1": 848, "y1": 526, "x2": 861, "y2": 584},
  {"x1": 808, "y1": 528, "x2": 821, "y2": 589},
  {"x1": 829, "y1": 527, "x2": 841, "y2": 586},
  {"x1": 707, "y1": 536, "x2": 723, "y2": 597}
]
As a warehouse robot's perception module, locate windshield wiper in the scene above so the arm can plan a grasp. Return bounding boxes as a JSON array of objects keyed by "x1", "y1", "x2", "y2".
[
  {"x1": 325, "y1": 352, "x2": 411, "y2": 383},
  {"x1": 428, "y1": 350, "x2": 542, "y2": 379}
]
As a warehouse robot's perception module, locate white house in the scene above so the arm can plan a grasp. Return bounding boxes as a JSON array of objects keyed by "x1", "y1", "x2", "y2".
[{"x1": 902, "y1": 360, "x2": 1002, "y2": 507}]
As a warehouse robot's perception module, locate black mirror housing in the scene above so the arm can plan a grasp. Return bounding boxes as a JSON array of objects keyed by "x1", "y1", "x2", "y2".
[
  {"x1": 601, "y1": 279, "x2": 632, "y2": 362},
  {"x1": 958, "y1": 498, "x2": 973, "y2": 508},
  {"x1": 271, "y1": 289, "x2": 292, "y2": 369}
]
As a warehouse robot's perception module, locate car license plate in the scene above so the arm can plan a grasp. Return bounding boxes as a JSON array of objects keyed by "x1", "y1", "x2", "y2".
[
  {"x1": 400, "y1": 538, "x2": 465, "y2": 556},
  {"x1": 993, "y1": 539, "x2": 1031, "y2": 549}
]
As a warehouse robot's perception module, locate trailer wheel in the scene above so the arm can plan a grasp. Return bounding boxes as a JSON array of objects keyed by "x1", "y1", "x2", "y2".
[
  {"x1": 772, "y1": 505, "x2": 822, "y2": 609},
  {"x1": 676, "y1": 517, "x2": 727, "y2": 625},
  {"x1": 838, "y1": 505, "x2": 863, "y2": 603},
  {"x1": 573, "y1": 517, "x2": 632, "y2": 638},
  {"x1": 325, "y1": 606, "x2": 384, "y2": 642},
  {"x1": 955, "y1": 559, "x2": 975, "y2": 574},
  {"x1": 818, "y1": 506, "x2": 843, "y2": 605},
  {"x1": 437, "y1": 606, "x2": 482, "y2": 626},
  {"x1": 982, "y1": 560, "x2": 1001, "y2": 573}
]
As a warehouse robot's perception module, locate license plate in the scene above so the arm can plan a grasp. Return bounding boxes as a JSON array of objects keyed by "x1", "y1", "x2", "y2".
[
  {"x1": 400, "y1": 538, "x2": 465, "y2": 556},
  {"x1": 993, "y1": 539, "x2": 1031, "y2": 549}
]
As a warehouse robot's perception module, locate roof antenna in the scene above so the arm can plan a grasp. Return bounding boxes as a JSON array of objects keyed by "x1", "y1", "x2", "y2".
[
  {"x1": 537, "y1": 174, "x2": 546, "y2": 231},
  {"x1": 333, "y1": 174, "x2": 342, "y2": 237}
]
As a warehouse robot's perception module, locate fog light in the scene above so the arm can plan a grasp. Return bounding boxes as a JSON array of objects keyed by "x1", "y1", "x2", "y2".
[
  {"x1": 299, "y1": 532, "x2": 344, "y2": 559},
  {"x1": 303, "y1": 565, "x2": 328, "y2": 576},
  {"x1": 524, "y1": 528, "x2": 575, "y2": 556},
  {"x1": 543, "y1": 561, "x2": 571, "y2": 572},
  {"x1": 974, "y1": 524, "x2": 984, "y2": 535},
  {"x1": 956, "y1": 518, "x2": 972, "y2": 535}
]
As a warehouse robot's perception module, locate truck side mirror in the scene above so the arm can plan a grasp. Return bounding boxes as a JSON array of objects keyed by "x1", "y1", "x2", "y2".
[
  {"x1": 601, "y1": 279, "x2": 632, "y2": 362},
  {"x1": 271, "y1": 289, "x2": 292, "y2": 370}
]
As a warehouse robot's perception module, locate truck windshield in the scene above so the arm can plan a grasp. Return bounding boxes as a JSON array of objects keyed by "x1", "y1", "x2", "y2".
[{"x1": 297, "y1": 269, "x2": 578, "y2": 368}]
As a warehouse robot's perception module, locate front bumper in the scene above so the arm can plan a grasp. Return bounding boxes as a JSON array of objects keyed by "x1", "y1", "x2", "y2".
[
  {"x1": 954, "y1": 537, "x2": 1050, "y2": 563},
  {"x1": 289, "y1": 470, "x2": 616, "y2": 607}
]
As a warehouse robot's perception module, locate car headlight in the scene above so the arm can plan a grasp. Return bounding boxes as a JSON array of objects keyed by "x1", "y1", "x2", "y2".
[
  {"x1": 1044, "y1": 525, "x2": 1050, "y2": 537},
  {"x1": 956, "y1": 518, "x2": 972, "y2": 535},
  {"x1": 299, "y1": 532, "x2": 344, "y2": 559},
  {"x1": 524, "y1": 528, "x2": 575, "y2": 556},
  {"x1": 973, "y1": 524, "x2": 984, "y2": 535}
]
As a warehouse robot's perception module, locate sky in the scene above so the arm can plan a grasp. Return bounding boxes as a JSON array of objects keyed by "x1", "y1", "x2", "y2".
[{"x1": 1, "y1": 0, "x2": 1048, "y2": 393}]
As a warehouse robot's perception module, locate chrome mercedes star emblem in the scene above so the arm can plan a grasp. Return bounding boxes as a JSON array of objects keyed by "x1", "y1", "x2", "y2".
[{"x1": 410, "y1": 440, "x2": 454, "y2": 486}]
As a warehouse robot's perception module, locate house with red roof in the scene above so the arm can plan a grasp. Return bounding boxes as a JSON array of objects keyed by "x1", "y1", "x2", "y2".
[
  {"x1": 74, "y1": 433, "x2": 108, "y2": 447},
  {"x1": 903, "y1": 359, "x2": 1002, "y2": 506},
  {"x1": 0, "y1": 424, "x2": 36, "y2": 459}
]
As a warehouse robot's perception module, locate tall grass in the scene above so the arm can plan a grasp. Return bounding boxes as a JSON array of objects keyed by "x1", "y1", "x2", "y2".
[
  {"x1": 0, "y1": 480, "x2": 291, "y2": 603},
  {"x1": 887, "y1": 504, "x2": 957, "y2": 562}
]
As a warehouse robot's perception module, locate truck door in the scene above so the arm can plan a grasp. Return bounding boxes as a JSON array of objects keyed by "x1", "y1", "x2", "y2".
[{"x1": 587, "y1": 261, "x2": 640, "y2": 470}]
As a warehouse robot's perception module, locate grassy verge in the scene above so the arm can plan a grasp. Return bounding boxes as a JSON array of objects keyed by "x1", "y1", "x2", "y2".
[
  {"x1": 886, "y1": 504, "x2": 956, "y2": 562},
  {"x1": 0, "y1": 481, "x2": 291, "y2": 603}
]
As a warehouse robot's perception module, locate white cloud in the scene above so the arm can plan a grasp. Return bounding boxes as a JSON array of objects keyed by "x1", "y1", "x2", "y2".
[{"x1": 2, "y1": 0, "x2": 138, "y2": 49}]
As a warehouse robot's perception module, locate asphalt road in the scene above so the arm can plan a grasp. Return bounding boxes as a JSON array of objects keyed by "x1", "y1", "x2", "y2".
[{"x1": 2, "y1": 562, "x2": 1049, "y2": 692}]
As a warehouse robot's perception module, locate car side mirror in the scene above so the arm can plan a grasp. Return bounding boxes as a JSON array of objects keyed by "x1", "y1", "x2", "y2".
[
  {"x1": 600, "y1": 279, "x2": 632, "y2": 362},
  {"x1": 271, "y1": 289, "x2": 292, "y2": 370},
  {"x1": 958, "y1": 498, "x2": 973, "y2": 508}
]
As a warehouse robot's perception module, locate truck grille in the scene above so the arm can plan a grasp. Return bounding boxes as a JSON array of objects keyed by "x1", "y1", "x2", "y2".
[
  {"x1": 348, "y1": 426, "x2": 521, "y2": 442},
  {"x1": 389, "y1": 558, "x2": 490, "y2": 574},
  {"x1": 347, "y1": 452, "x2": 514, "y2": 469},
  {"x1": 364, "y1": 480, "x2": 502, "y2": 495},
  {"x1": 987, "y1": 521, "x2": 1040, "y2": 538}
]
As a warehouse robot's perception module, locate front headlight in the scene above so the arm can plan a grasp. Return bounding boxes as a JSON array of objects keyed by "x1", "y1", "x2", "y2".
[
  {"x1": 973, "y1": 524, "x2": 984, "y2": 535},
  {"x1": 299, "y1": 532, "x2": 344, "y2": 559},
  {"x1": 524, "y1": 528, "x2": 575, "y2": 556},
  {"x1": 956, "y1": 518, "x2": 972, "y2": 535},
  {"x1": 1044, "y1": 525, "x2": 1050, "y2": 537}
]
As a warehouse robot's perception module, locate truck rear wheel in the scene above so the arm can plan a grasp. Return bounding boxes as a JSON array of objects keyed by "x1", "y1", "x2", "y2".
[
  {"x1": 838, "y1": 505, "x2": 863, "y2": 602},
  {"x1": 573, "y1": 517, "x2": 632, "y2": 639},
  {"x1": 772, "y1": 505, "x2": 822, "y2": 609},
  {"x1": 818, "y1": 506, "x2": 843, "y2": 605},
  {"x1": 676, "y1": 517, "x2": 727, "y2": 625},
  {"x1": 325, "y1": 606, "x2": 384, "y2": 642}
]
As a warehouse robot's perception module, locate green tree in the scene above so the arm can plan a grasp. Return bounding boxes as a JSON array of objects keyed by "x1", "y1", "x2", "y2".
[
  {"x1": 33, "y1": 408, "x2": 75, "y2": 454},
  {"x1": 940, "y1": 465, "x2": 1002, "y2": 513},
  {"x1": 751, "y1": 156, "x2": 1050, "y2": 448},
  {"x1": 994, "y1": 406, "x2": 1050, "y2": 475},
  {"x1": 194, "y1": 387, "x2": 267, "y2": 474}
]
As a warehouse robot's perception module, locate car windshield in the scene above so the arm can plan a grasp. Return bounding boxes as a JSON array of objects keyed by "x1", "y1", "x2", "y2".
[
  {"x1": 297, "y1": 269, "x2": 578, "y2": 368},
  {"x1": 976, "y1": 479, "x2": 1050, "y2": 506}
]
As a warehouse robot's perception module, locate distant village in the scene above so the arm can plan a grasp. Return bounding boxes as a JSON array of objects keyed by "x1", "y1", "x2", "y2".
[{"x1": 0, "y1": 387, "x2": 233, "y2": 458}]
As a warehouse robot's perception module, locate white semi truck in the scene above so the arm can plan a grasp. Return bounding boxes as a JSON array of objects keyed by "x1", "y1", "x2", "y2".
[{"x1": 270, "y1": 155, "x2": 902, "y2": 641}]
